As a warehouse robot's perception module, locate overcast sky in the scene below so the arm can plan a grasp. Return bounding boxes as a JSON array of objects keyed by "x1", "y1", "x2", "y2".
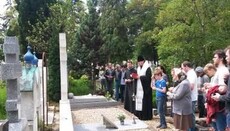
[{"x1": 0, "y1": 0, "x2": 7, "y2": 15}]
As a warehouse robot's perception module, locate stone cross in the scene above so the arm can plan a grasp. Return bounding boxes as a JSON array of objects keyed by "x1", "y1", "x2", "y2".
[
  {"x1": 59, "y1": 33, "x2": 68, "y2": 100},
  {"x1": 1, "y1": 37, "x2": 21, "y2": 123}
]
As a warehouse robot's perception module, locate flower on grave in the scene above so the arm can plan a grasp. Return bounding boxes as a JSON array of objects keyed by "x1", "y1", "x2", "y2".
[{"x1": 117, "y1": 114, "x2": 126, "y2": 121}]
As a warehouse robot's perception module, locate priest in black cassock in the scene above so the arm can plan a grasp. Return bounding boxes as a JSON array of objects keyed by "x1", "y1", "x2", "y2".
[
  {"x1": 124, "y1": 60, "x2": 137, "y2": 113},
  {"x1": 134, "y1": 55, "x2": 153, "y2": 120}
]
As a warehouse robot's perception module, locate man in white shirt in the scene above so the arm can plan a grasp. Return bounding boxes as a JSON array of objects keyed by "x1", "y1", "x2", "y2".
[{"x1": 181, "y1": 61, "x2": 197, "y2": 131}]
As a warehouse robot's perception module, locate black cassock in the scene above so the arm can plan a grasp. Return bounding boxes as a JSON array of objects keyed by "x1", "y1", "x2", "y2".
[
  {"x1": 135, "y1": 67, "x2": 153, "y2": 120},
  {"x1": 124, "y1": 67, "x2": 137, "y2": 113}
]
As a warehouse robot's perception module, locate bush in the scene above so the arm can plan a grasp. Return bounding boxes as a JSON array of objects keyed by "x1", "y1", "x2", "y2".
[
  {"x1": 152, "y1": 90, "x2": 157, "y2": 108},
  {"x1": 68, "y1": 75, "x2": 92, "y2": 96},
  {"x1": 0, "y1": 81, "x2": 6, "y2": 119}
]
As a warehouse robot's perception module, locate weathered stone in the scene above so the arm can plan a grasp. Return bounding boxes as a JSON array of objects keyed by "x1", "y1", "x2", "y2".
[
  {"x1": 101, "y1": 114, "x2": 118, "y2": 129},
  {"x1": 0, "y1": 120, "x2": 9, "y2": 131},
  {"x1": 6, "y1": 99, "x2": 18, "y2": 111},
  {"x1": 0, "y1": 63, "x2": 22, "y2": 80},
  {"x1": 3, "y1": 37, "x2": 20, "y2": 54},
  {"x1": 68, "y1": 93, "x2": 74, "y2": 99},
  {"x1": 7, "y1": 111, "x2": 19, "y2": 123},
  {"x1": 59, "y1": 33, "x2": 68, "y2": 100}
]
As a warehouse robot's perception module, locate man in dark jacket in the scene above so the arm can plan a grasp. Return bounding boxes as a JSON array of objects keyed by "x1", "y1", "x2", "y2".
[{"x1": 124, "y1": 60, "x2": 136, "y2": 113}]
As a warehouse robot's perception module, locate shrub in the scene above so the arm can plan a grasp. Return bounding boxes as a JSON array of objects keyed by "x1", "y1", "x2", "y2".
[
  {"x1": 152, "y1": 90, "x2": 157, "y2": 108},
  {"x1": 0, "y1": 81, "x2": 6, "y2": 119},
  {"x1": 68, "y1": 75, "x2": 92, "y2": 96}
]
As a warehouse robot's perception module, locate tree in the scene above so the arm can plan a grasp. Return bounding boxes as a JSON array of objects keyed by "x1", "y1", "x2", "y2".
[
  {"x1": 23, "y1": 0, "x2": 85, "y2": 101},
  {"x1": 99, "y1": 0, "x2": 130, "y2": 62},
  {"x1": 68, "y1": 0, "x2": 103, "y2": 78},
  {"x1": 15, "y1": 0, "x2": 55, "y2": 53},
  {"x1": 155, "y1": 0, "x2": 230, "y2": 68},
  {"x1": 46, "y1": 1, "x2": 84, "y2": 102},
  {"x1": 126, "y1": 0, "x2": 159, "y2": 61}
]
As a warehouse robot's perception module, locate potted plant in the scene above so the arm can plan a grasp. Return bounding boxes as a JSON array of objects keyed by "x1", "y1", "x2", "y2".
[{"x1": 117, "y1": 114, "x2": 126, "y2": 125}]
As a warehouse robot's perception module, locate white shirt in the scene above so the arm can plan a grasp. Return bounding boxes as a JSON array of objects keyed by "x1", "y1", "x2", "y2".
[
  {"x1": 187, "y1": 69, "x2": 198, "y2": 101},
  {"x1": 211, "y1": 65, "x2": 229, "y2": 86}
]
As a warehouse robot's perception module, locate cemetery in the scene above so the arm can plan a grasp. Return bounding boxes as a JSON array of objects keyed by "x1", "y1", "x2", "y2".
[
  {"x1": 1, "y1": 1, "x2": 230, "y2": 131},
  {"x1": 0, "y1": 34, "x2": 211, "y2": 131}
]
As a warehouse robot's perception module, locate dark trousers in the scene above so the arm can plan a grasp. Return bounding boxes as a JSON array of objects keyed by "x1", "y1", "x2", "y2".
[
  {"x1": 120, "y1": 85, "x2": 125, "y2": 102},
  {"x1": 106, "y1": 81, "x2": 114, "y2": 97},
  {"x1": 198, "y1": 94, "x2": 206, "y2": 118}
]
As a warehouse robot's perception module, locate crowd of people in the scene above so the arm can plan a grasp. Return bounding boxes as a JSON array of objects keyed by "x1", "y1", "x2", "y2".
[{"x1": 96, "y1": 45, "x2": 230, "y2": 131}]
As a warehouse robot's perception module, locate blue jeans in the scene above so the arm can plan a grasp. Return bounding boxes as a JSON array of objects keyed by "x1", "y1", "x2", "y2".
[
  {"x1": 227, "y1": 112, "x2": 230, "y2": 128},
  {"x1": 156, "y1": 96, "x2": 166, "y2": 126},
  {"x1": 188, "y1": 101, "x2": 196, "y2": 131},
  {"x1": 212, "y1": 111, "x2": 226, "y2": 131},
  {"x1": 115, "y1": 80, "x2": 120, "y2": 101}
]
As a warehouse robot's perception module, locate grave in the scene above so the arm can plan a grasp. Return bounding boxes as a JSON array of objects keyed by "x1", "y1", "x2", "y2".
[
  {"x1": 73, "y1": 106, "x2": 148, "y2": 131},
  {"x1": 70, "y1": 95, "x2": 120, "y2": 109},
  {"x1": 101, "y1": 114, "x2": 118, "y2": 129}
]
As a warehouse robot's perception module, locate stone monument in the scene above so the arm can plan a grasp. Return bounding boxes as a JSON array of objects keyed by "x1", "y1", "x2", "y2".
[
  {"x1": 59, "y1": 33, "x2": 74, "y2": 131},
  {"x1": 1, "y1": 37, "x2": 27, "y2": 131},
  {"x1": 20, "y1": 46, "x2": 40, "y2": 131}
]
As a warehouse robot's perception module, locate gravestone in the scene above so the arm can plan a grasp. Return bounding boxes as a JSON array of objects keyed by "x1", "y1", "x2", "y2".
[
  {"x1": 1, "y1": 37, "x2": 27, "y2": 131},
  {"x1": 101, "y1": 114, "x2": 118, "y2": 129}
]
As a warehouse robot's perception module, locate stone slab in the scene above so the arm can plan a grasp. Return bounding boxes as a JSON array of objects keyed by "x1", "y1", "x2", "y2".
[
  {"x1": 59, "y1": 100, "x2": 74, "y2": 131},
  {"x1": 0, "y1": 63, "x2": 21, "y2": 80},
  {"x1": 48, "y1": 106, "x2": 55, "y2": 125},
  {"x1": 70, "y1": 100, "x2": 120, "y2": 109},
  {"x1": 6, "y1": 99, "x2": 18, "y2": 111},
  {"x1": 101, "y1": 114, "x2": 118, "y2": 129},
  {"x1": 9, "y1": 118, "x2": 28, "y2": 131},
  {"x1": 70, "y1": 95, "x2": 120, "y2": 109},
  {"x1": 0, "y1": 120, "x2": 8, "y2": 131},
  {"x1": 3, "y1": 37, "x2": 20, "y2": 54},
  {"x1": 74, "y1": 119, "x2": 148, "y2": 131}
]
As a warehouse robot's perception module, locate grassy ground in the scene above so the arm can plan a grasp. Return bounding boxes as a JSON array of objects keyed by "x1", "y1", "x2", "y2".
[{"x1": 0, "y1": 82, "x2": 6, "y2": 119}]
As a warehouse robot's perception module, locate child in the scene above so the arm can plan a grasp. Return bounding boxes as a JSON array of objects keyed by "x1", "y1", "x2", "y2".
[{"x1": 151, "y1": 69, "x2": 167, "y2": 129}]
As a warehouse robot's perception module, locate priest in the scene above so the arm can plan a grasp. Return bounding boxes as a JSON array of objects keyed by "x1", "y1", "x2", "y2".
[{"x1": 134, "y1": 55, "x2": 153, "y2": 120}]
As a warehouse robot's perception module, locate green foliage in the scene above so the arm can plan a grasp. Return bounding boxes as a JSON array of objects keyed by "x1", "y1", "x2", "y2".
[
  {"x1": 99, "y1": 0, "x2": 131, "y2": 62},
  {"x1": 126, "y1": 0, "x2": 158, "y2": 61},
  {"x1": 104, "y1": 91, "x2": 112, "y2": 100},
  {"x1": 152, "y1": 90, "x2": 156, "y2": 108},
  {"x1": 68, "y1": 75, "x2": 92, "y2": 96},
  {"x1": 117, "y1": 114, "x2": 126, "y2": 121},
  {"x1": 27, "y1": 0, "x2": 80, "y2": 53},
  {"x1": 47, "y1": 2, "x2": 68, "y2": 102},
  {"x1": 155, "y1": 0, "x2": 230, "y2": 69},
  {"x1": 0, "y1": 81, "x2": 6, "y2": 119},
  {"x1": 15, "y1": 0, "x2": 55, "y2": 53}
]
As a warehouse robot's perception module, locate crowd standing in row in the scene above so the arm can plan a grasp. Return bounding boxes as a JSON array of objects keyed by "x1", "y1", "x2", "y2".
[{"x1": 96, "y1": 45, "x2": 230, "y2": 131}]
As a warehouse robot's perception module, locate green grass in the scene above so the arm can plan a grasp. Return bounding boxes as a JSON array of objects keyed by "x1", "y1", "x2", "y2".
[{"x1": 0, "y1": 81, "x2": 6, "y2": 119}]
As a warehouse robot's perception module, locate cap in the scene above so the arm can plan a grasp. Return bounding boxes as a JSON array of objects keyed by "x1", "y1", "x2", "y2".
[{"x1": 195, "y1": 66, "x2": 203, "y2": 73}]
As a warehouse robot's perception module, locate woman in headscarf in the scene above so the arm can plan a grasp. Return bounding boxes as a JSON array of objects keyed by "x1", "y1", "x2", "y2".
[{"x1": 167, "y1": 70, "x2": 193, "y2": 131}]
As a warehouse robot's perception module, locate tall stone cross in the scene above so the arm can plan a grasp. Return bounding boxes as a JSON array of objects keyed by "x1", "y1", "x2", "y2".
[
  {"x1": 1, "y1": 37, "x2": 21, "y2": 124},
  {"x1": 59, "y1": 33, "x2": 68, "y2": 100}
]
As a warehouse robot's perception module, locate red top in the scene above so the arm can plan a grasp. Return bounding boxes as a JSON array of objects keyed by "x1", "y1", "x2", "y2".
[{"x1": 206, "y1": 85, "x2": 225, "y2": 124}]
